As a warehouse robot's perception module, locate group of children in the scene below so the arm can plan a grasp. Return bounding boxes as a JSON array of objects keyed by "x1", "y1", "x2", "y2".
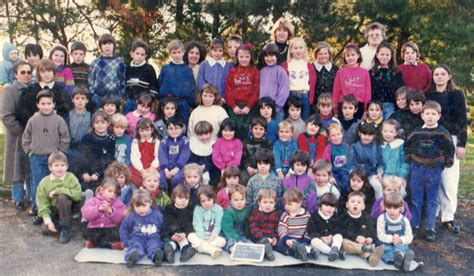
[{"x1": 1, "y1": 23, "x2": 467, "y2": 271}]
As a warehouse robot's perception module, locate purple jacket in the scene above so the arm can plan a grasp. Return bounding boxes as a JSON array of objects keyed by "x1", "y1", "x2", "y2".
[
  {"x1": 259, "y1": 64, "x2": 290, "y2": 111},
  {"x1": 282, "y1": 174, "x2": 318, "y2": 213},
  {"x1": 371, "y1": 196, "x2": 412, "y2": 221},
  {"x1": 81, "y1": 194, "x2": 126, "y2": 229},
  {"x1": 159, "y1": 135, "x2": 190, "y2": 170},
  {"x1": 212, "y1": 137, "x2": 243, "y2": 170}
]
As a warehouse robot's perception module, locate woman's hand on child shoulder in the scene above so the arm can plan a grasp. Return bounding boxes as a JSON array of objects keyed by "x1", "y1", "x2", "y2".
[{"x1": 48, "y1": 190, "x2": 56, "y2": 198}]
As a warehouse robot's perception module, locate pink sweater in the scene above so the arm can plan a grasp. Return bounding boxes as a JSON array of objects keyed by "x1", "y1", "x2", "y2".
[
  {"x1": 332, "y1": 66, "x2": 371, "y2": 114},
  {"x1": 126, "y1": 111, "x2": 157, "y2": 136},
  {"x1": 216, "y1": 187, "x2": 230, "y2": 209},
  {"x1": 81, "y1": 194, "x2": 126, "y2": 229},
  {"x1": 211, "y1": 137, "x2": 243, "y2": 170}
]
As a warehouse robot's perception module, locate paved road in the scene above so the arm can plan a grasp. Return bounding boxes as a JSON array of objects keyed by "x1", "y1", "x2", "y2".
[{"x1": 0, "y1": 198, "x2": 472, "y2": 275}]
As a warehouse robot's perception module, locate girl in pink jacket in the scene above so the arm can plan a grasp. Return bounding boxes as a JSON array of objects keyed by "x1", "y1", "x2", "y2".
[
  {"x1": 81, "y1": 178, "x2": 126, "y2": 249},
  {"x1": 212, "y1": 118, "x2": 243, "y2": 176}
]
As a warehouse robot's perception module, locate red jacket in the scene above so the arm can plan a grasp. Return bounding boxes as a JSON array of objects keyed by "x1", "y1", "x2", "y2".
[
  {"x1": 225, "y1": 66, "x2": 260, "y2": 109},
  {"x1": 281, "y1": 61, "x2": 317, "y2": 104},
  {"x1": 297, "y1": 132, "x2": 327, "y2": 163}
]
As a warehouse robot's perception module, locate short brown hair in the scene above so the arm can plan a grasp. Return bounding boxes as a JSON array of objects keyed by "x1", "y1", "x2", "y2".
[
  {"x1": 171, "y1": 184, "x2": 191, "y2": 201},
  {"x1": 313, "y1": 159, "x2": 332, "y2": 175},
  {"x1": 167, "y1": 39, "x2": 184, "y2": 53},
  {"x1": 130, "y1": 189, "x2": 153, "y2": 211},
  {"x1": 347, "y1": 191, "x2": 366, "y2": 202},
  {"x1": 131, "y1": 39, "x2": 149, "y2": 55},
  {"x1": 278, "y1": 120, "x2": 294, "y2": 132},
  {"x1": 342, "y1": 94, "x2": 358, "y2": 108},
  {"x1": 71, "y1": 86, "x2": 89, "y2": 99},
  {"x1": 384, "y1": 192, "x2": 403, "y2": 209},
  {"x1": 194, "y1": 121, "x2": 213, "y2": 136},
  {"x1": 197, "y1": 185, "x2": 216, "y2": 203},
  {"x1": 48, "y1": 151, "x2": 68, "y2": 166},
  {"x1": 229, "y1": 184, "x2": 247, "y2": 199},
  {"x1": 343, "y1": 44, "x2": 362, "y2": 64},
  {"x1": 196, "y1": 83, "x2": 223, "y2": 106},
  {"x1": 271, "y1": 17, "x2": 295, "y2": 41},
  {"x1": 257, "y1": 188, "x2": 277, "y2": 202},
  {"x1": 313, "y1": 41, "x2": 333, "y2": 62},
  {"x1": 401, "y1": 42, "x2": 420, "y2": 60},
  {"x1": 283, "y1": 188, "x2": 303, "y2": 204},
  {"x1": 327, "y1": 123, "x2": 343, "y2": 137},
  {"x1": 12, "y1": 60, "x2": 31, "y2": 75},
  {"x1": 317, "y1": 93, "x2": 332, "y2": 107},
  {"x1": 98, "y1": 33, "x2": 117, "y2": 51},
  {"x1": 422, "y1": 100, "x2": 441, "y2": 114}
]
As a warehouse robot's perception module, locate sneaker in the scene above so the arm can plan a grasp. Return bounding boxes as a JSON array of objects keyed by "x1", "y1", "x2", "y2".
[
  {"x1": 59, "y1": 229, "x2": 71, "y2": 244},
  {"x1": 412, "y1": 227, "x2": 419, "y2": 238},
  {"x1": 111, "y1": 241, "x2": 124, "y2": 250},
  {"x1": 163, "y1": 243, "x2": 175, "y2": 264},
  {"x1": 86, "y1": 240, "x2": 96, "y2": 249},
  {"x1": 443, "y1": 221, "x2": 460, "y2": 234},
  {"x1": 32, "y1": 216, "x2": 43, "y2": 225},
  {"x1": 211, "y1": 248, "x2": 222, "y2": 259},
  {"x1": 338, "y1": 249, "x2": 346, "y2": 260},
  {"x1": 179, "y1": 245, "x2": 197, "y2": 262},
  {"x1": 126, "y1": 251, "x2": 141, "y2": 268},
  {"x1": 393, "y1": 251, "x2": 404, "y2": 270},
  {"x1": 309, "y1": 248, "x2": 319, "y2": 260},
  {"x1": 368, "y1": 245, "x2": 384, "y2": 267},
  {"x1": 328, "y1": 246, "x2": 339, "y2": 262},
  {"x1": 15, "y1": 202, "x2": 26, "y2": 211},
  {"x1": 153, "y1": 250, "x2": 163, "y2": 267},
  {"x1": 264, "y1": 243, "x2": 275, "y2": 261},
  {"x1": 426, "y1": 229, "x2": 436, "y2": 242},
  {"x1": 402, "y1": 250, "x2": 415, "y2": 272}
]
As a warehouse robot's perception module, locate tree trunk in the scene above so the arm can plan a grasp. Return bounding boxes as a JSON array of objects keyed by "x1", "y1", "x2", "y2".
[{"x1": 397, "y1": 28, "x2": 410, "y2": 64}]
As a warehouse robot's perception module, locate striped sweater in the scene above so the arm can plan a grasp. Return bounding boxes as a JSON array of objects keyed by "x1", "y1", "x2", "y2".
[
  {"x1": 55, "y1": 66, "x2": 75, "y2": 96},
  {"x1": 249, "y1": 208, "x2": 281, "y2": 242},
  {"x1": 278, "y1": 208, "x2": 310, "y2": 243}
]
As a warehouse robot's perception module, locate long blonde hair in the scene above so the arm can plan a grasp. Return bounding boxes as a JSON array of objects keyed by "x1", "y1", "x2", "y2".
[{"x1": 288, "y1": 37, "x2": 309, "y2": 62}]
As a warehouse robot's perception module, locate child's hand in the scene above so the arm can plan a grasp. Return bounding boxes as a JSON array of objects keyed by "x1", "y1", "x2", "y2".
[
  {"x1": 90, "y1": 174, "x2": 99, "y2": 181},
  {"x1": 170, "y1": 167, "x2": 180, "y2": 176},
  {"x1": 277, "y1": 171, "x2": 284, "y2": 180},
  {"x1": 82, "y1": 173, "x2": 91, "y2": 182},
  {"x1": 366, "y1": 237, "x2": 373, "y2": 244},
  {"x1": 45, "y1": 221, "x2": 57, "y2": 232},
  {"x1": 164, "y1": 169, "x2": 172, "y2": 179},
  {"x1": 233, "y1": 106, "x2": 242, "y2": 115},
  {"x1": 176, "y1": 233, "x2": 186, "y2": 241},
  {"x1": 285, "y1": 240, "x2": 294, "y2": 247},
  {"x1": 247, "y1": 167, "x2": 257, "y2": 176},
  {"x1": 392, "y1": 234, "x2": 401, "y2": 244},
  {"x1": 271, "y1": 238, "x2": 277, "y2": 246},
  {"x1": 241, "y1": 107, "x2": 250, "y2": 115},
  {"x1": 329, "y1": 176, "x2": 337, "y2": 186},
  {"x1": 321, "y1": 236, "x2": 332, "y2": 245},
  {"x1": 208, "y1": 234, "x2": 217, "y2": 241},
  {"x1": 48, "y1": 190, "x2": 56, "y2": 198},
  {"x1": 355, "y1": 235, "x2": 366, "y2": 244}
]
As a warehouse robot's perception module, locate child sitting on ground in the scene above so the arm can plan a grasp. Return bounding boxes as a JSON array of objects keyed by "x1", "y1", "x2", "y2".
[
  {"x1": 222, "y1": 185, "x2": 252, "y2": 253},
  {"x1": 142, "y1": 168, "x2": 171, "y2": 211}
]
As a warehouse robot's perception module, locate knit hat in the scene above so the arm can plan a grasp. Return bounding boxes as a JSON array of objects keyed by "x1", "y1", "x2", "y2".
[
  {"x1": 2, "y1": 42, "x2": 18, "y2": 61},
  {"x1": 70, "y1": 41, "x2": 87, "y2": 53}
]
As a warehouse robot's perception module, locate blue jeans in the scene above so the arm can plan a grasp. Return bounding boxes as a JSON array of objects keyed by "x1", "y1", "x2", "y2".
[
  {"x1": 29, "y1": 154, "x2": 50, "y2": 211},
  {"x1": 382, "y1": 102, "x2": 395, "y2": 120},
  {"x1": 290, "y1": 92, "x2": 311, "y2": 121},
  {"x1": 409, "y1": 163, "x2": 442, "y2": 230},
  {"x1": 382, "y1": 243, "x2": 410, "y2": 263},
  {"x1": 11, "y1": 180, "x2": 25, "y2": 203}
]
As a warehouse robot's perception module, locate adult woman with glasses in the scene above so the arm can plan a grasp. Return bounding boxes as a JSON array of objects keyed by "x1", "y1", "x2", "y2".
[
  {"x1": 0, "y1": 60, "x2": 33, "y2": 210},
  {"x1": 360, "y1": 22, "x2": 386, "y2": 70}
]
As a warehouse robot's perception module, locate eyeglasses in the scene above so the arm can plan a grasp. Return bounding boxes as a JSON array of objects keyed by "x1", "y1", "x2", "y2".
[{"x1": 19, "y1": 71, "x2": 32, "y2": 75}]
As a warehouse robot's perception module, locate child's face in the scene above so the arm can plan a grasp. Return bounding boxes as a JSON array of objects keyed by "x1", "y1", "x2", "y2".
[
  {"x1": 306, "y1": 122, "x2": 320, "y2": 136},
  {"x1": 376, "y1": 47, "x2": 391, "y2": 67},
  {"x1": 237, "y1": 50, "x2": 251, "y2": 67},
  {"x1": 421, "y1": 108, "x2": 441, "y2": 127},
  {"x1": 112, "y1": 125, "x2": 126, "y2": 137},
  {"x1": 320, "y1": 204, "x2": 336, "y2": 217},
  {"x1": 315, "y1": 170, "x2": 330, "y2": 186},
  {"x1": 137, "y1": 103, "x2": 151, "y2": 116},
  {"x1": 100, "y1": 186, "x2": 117, "y2": 202},
  {"x1": 167, "y1": 124, "x2": 183, "y2": 138},
  {"x1": 226, "y1": 176, "x2": 240, "y2": 189},
  {"x1": 316, "y1": 48, "x2": 330, "y2": 64},
  {"x1": 101, "y1": 42, "x2": 114, "y2": 57},
  {"x1": 264, "y1": 54, "x2": 277, "y2": 66},
  {"x1": 40, "y1": 69, "x2": 54, "y2": 83},
  {"x1": 27, "y1": 54, "x2": 41, "y2": 67},
  {"x1": 143, "y1": 176, "x2": 159, "y2": 192},
  {"x1": 346, "y1": 195, "x2": 365, "y2": 216},
  {"x1": 275, "y1": 27, "x2": 289, "y2": 43},
  {"x1": 381, "y1": 124, "x2": 397, "y2": 143},
  {"x1": 251, "y1": 124, "x2": 266, "y2": 139},
  {"x1": 49, "y1": 160, "x2": 68, "y2": 178},
  {"x1": 278, "y1": 127, "x2": 293, "y2": 141},
  {"x1": 259, "y1": 197, "x2": 276, "y2": 213},
  {"x1": 403, "y1": 46, "x2": 417, "y2": 64},
  {"x1": 51, "y1": 50, "x2": 65, "y2": 66},
  {"x1": 72, "y1": 50, "x2": 85, "y2": 64},
  {"x1": 174, "y1": 195, "x2": 190, "y2": 209},
  {"x1": 386, "y1": 206, "x2": 403, "y2": 220},
  {"x1": 197, "y1": 132, "x2": 212, "y2": 143},
  {"x1": 260, "y1": 105, "x2": 273, "y2": 121},
  {"x1": 163, "y1": 103, "x2": 176, "y2": 118},
  {"x1": 284, "y1": 200, "x2": 302, "y2": 214},
  {"x1": 227, "y1": 40, "x2": 240, "y2": 59},
  {"x1": 185, "y1": 170, "x2": 201, "y2": 187},
  {"x1": 72, "y1": 94, "x2": 88, "y2": 111},
  {"x1": 130, "y1": 47, "x2": 147, "y2": 65},
  {"x1": 210, "y1": 46, "x2": 224, "y2": 60},
  {"x1": 409, "y1": 101, "x2": 423, "y2": 114},
  {"x1": 37, "y1": 97, "x2": 55, "y2": 114},
  {"x1": 202, "y1": 91, "x2": 215, "y2": 107},
  {"x1": 199, "y1": 194, "x2": 214, "y2": 210},
  {"x1": 367, "y1": 104, "x2": 382, "y2": 121},
  {"x1": 383, "y1": 184, "x2": 400, "y2": 195},
  {"x1": 345, "y1": 49, "x2": 359, "y2": 66},
  {"x1": 342, "y1": 102, "x2": 357, "y2": 119},
  {"x1": 291, "y1": 43, "x2": 305, "y2": 60},
  {"x1": 359, "y1": 132, "x2": 374, "y2": 145},
  {"x1": 318, "y1": 104, "x2": 332, "y2": 117},
  {"x1": 350, "y1": 175, "x2": 364, "y2": 191},
  {"x1": 93, "y1": 117, "x2": 109, "y2": 135},
  {"x1": 187, "y1": 46, "x2": 200, "y2": 66},
  {"x1": 328, "y1": 128, "x2": 343, "y2": 145},
  {"x1": 134, "y1": 202, "x2": 151, "y2": 216},
  {"x1": 293, "y1": 161, "x2": 307, "y2": 176},
  {"x1": 257, "y1": 162, "x2": 271, "y2": 175},
  {"x1": 170, "y1": 48, "x2": 184, "y2": 63},
  {"x1": 230, "y1": 192, "x2": 246, "y2": 211},
  {"x1": 433, "y1": 67, "x2": 451, "y2": 87},
  {"x1": 222, "y1": 128, "x2": 235, "y2": 140},
  {"x1": 288, "y1": 105, "x2": 301, "y2": 120},
  {"x1": 396, "y1": 93, "x2": 407, "y2": 109},
  {"x1": 8, "y1": 51, "x2": 18, "y2": 62},
  {"x1": 138, "y1": 126, "x2": 153, "y2": 140},
  {"x1": 115, "y1": 174, "x2": 126, "y2": 188},
  {"x1": 103, "y1": 103, "x2": 117, "y2": 115}
]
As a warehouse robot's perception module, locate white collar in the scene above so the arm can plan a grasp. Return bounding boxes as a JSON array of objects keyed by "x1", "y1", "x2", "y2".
[
  {"x1": 318, "y1": 210, "x2": 332, "y2": 220},
  {"x1": 422, "y1": 123, "x2": 438, "y2": 129},
  {"x1": 404, "y1": 61, "x2": 418, "y2": 66},
  {"x1": 383, "y1": 138, "x2": 404, "y2": 149},
  {"x1": 140, "y1": 137, "x2": 155, "y2": 143},
  {"x1": 171, "y1": 60, "x2": 184, "y2": 65},
  {"x1": 348, "y1": 211, "x2": 362, "y2": 219},
  {"x1": 132, "y1": 110, "x2": 152, "y2": 118},
  {"x1": 190, "y1": 136, "x2": 215, "y2": 156},
  {"x1": 130, "y1": 61, "x2": 146, "y2": 67},
  {"x1": 39, "y1": 81, "x2": 55, "y2": 89},
  {"x1": 208, "y1": 57, "x2": 226, "y2": 67},
  {"x1": 289, "y1": 207, "x2": 306, "y2": 217},
  {"x1": 314, "y1": 62, "x2": 332, "y2": 72}
]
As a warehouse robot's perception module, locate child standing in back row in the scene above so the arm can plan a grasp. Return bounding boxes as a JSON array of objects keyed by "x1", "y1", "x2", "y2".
[
  {"x1": 69, "y1": 41, "x2": 89, "y2": 89},
  {"x1": 49, "y1": 45, "x2": 75, "y2": 96}
]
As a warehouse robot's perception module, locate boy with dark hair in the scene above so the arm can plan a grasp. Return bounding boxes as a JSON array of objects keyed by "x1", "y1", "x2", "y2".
[
  {"x1": 399, "y1": 92, "x2": 425, "y2": 137},
  {"x1": 405, "y1": 100, "x2": 455, "y2": 241},
  {"x1": 285, "y1": 96, "x2": 305, "y2": 139},
  {"x1": 242, "y1": 116, "x2": 272, "y2": 181},
  {"x1": 22, "y1": 90, "x2": 71, "y2": 223},
  {"x1": 69, "y1": 41, "x2": 89, "y2": 88},
  {"x1": 25, "y1": 43, "x2": 43, "y2": 81},
  {"x1": 339, "y1": 94, "x2": 361, "y2": 145},
  {"x1": 88, "y1": 33, "x2": 126, "y2": 109}
]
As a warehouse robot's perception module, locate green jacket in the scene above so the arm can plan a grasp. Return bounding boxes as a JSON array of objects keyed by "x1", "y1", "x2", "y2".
[
  {"x1": 221, "y1": 206, "x2": 250, "y2": 241},
  {"x1": 36, "y1": 172, "x2": 81, "y2": 221},
  {"x1": 153, "y1": 191, "x2": 172, "y2": 209}
]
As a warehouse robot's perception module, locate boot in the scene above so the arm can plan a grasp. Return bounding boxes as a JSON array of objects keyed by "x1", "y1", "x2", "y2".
[
  {"x1": 338, "y1": 249, "x2": 346, "y2": 260},
  {"x1": 368, "y1": 245, "x2": 384, "y2": 267},
  {"x1": 394, "y1": 251, "x2": 404, "y2": 270},
  {"x1": 163, "y1": 242, "x2": 175, "y2": 264},
  {"x1": 258, "y1": 239, "x2": 275, "y2": 261},
  {"x1": 199, "y1": 241, "x2": 222, "y2": 259},
  {"x1": 58, "y1": 221, "x2": 71, "y2": 244},
  {"x1": 361, "y1": 243, "x2": 375, "y2": 253},
  {"x1": 153, "y1": 249, "x2": 164, "y2": 267},
  {"x1": 328, "y1": 246, "x2": 339, "y2": 262},
  {"x1": 180, "y1": 244, "x2": 197, "y2": 262},
  {"x1": 111, "y1": 241, "x2": 124, "y2": 250},
  {"x1": 402, "y1": 250, "x2": 415, "y2": 272},
  {"x1": 309, "y1": 248, "x2": 319, "y2": 260},
  {"x1": 291, "y1": 241, "x2": 308, "y2": 261},
  {"x1": 126, "y1": 251, "x2": 141, "y2": 268}
]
